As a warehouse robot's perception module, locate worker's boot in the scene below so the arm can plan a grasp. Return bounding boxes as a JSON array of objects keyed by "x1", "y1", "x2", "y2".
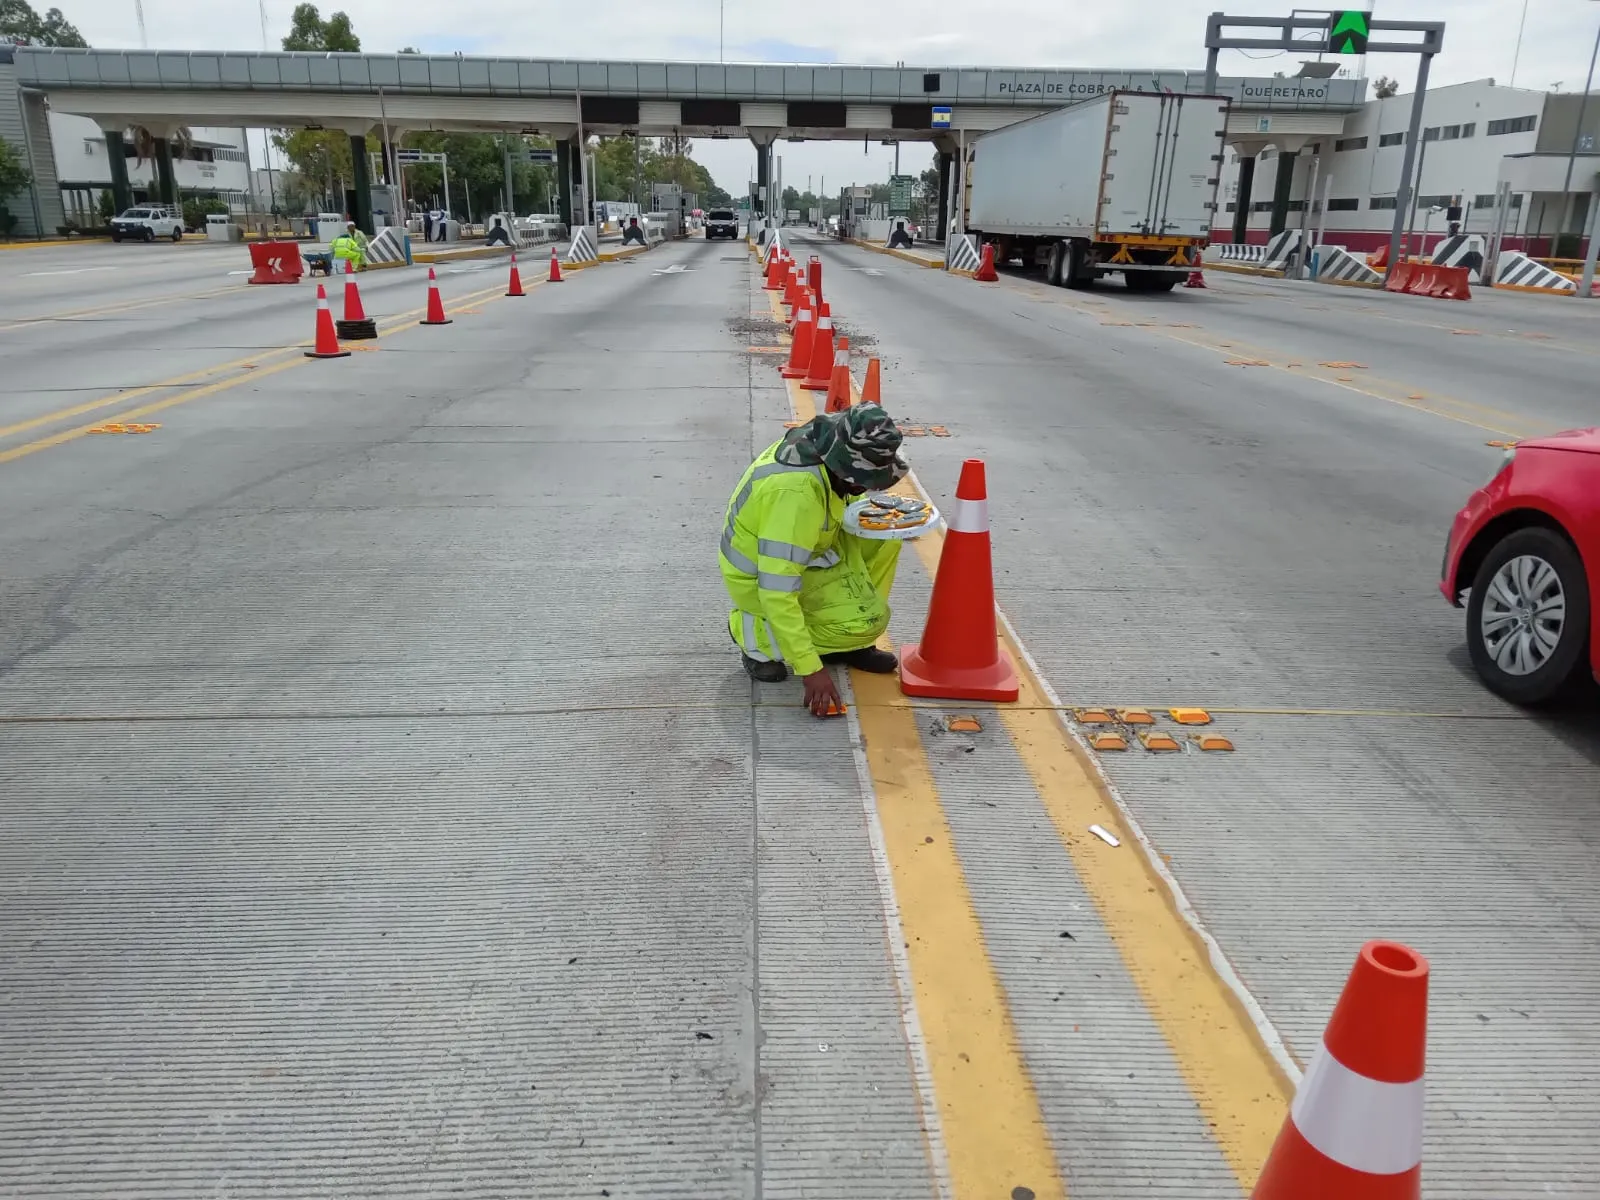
[
  {"x1": 823, "y1": 646, "x2": 899, "y2": 674},
  {"x1": 742, "y1": 654, "x2": 789, "y2": 683}
]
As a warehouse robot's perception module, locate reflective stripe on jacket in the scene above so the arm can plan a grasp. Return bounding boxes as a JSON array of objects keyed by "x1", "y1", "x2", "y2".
[
  {"x1": 719, "y1": 439, "x2": 845, "y2": 677},
  {"x1": 330, "y1": 235, "x2": 361, "y2": 259}
]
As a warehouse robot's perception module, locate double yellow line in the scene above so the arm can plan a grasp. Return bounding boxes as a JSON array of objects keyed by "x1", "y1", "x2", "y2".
[
  {"x1": 769, "y1": 286, "x2": 1294, "y2": 1197},
  {"x1": 0, "y1": 277, "x2": 525, "y2": 466}
]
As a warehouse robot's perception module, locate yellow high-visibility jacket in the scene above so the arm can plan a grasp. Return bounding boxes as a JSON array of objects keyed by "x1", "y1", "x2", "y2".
[{"x1": 719, "y1": 440, "x2": 845, "y2": 678}]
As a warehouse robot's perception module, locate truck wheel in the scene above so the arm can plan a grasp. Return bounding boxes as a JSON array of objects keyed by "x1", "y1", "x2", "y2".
[
  {"x1": 1466, "y1": 527, "x2": 1590, "y2": 705},
  {"x1": 1064, "y1": 240, "x2": 1091, "y2": 289},
  {"x1": 1046, "y1": 242, "x2": 1066, "y2": 287},
  {"x1": 172, "y1": 227, "x2": 182, "y2": 241},
  {"x1": 143, "y1": 227, "x2": 155, "y2": 243}
]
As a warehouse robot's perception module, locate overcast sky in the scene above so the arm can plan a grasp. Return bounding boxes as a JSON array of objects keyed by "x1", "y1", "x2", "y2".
[{"x1": 58, "y1": 0, "x2": 1600, "y2": 197}]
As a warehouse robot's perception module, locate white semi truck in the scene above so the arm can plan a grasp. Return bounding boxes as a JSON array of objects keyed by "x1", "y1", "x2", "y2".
[{"x1": 964, "y1": 90, "x2": 1230, "y2": 292}]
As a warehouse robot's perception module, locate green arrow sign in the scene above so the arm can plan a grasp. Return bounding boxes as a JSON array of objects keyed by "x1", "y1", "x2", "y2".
[{"x1": 1328, "y1": 10, "x2": 1371, "y2": 54}]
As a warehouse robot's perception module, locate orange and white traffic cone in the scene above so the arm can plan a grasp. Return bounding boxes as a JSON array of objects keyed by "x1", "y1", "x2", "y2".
[
  {"x1": 548, "y1": 246, "x2": 564, "y2": 283},
  {"x1": 973, "y1": 242, "x2": 1000, "y2": 282},
  {"x1": 1252, "y1": 941, "x2": 1428, "y2": 1200},
  {"x1": 420, "y1": 266, "x2": 451, "y2": 326},
  {"x1": 824, "y1": 337, "x2": 851, "y2": 413},
  {"x1": 899, "y1": 459, "x2": 1019, "y2": 701},
  {"x1": 506, "y1": 252, "x2": 526, "y2": 297},
  {"x1": 808, "y1": 255, "x2": 822, "y2": 303},
  {"x1": 342, "y1": 258, "x2": 367, "y2": 321},
  {"x1": 1185, "y1": 270, "x2": 1207, "y2": 289},
  {"x1": 781, "y1": 297, "x2": 816, "y2": 379},
  {"x1": 862, "y1": 358, "x2": 882, "y2": 406},
  {"x1": 764, "y1": 252, "x2": 784, "y2": 290},
  {"x1": 800, "y1": 309, "x2": 835, "y2": 392},
  {"x1": 304, "y1": 283, "x2": 350, "y2": 360}
]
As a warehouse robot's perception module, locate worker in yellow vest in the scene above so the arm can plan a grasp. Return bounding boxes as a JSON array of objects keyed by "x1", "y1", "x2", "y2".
[
  {"x1": 330, "y1": 222, "x2": 367, "y2": 270},
  {"x1": 719, "y1": 404, "x2": 907, "y2": 716}
]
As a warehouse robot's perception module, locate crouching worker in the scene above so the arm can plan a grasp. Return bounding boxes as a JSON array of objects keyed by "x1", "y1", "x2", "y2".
[{"x1": 720, "y1": 404, "x2": 907, "y2": 716}]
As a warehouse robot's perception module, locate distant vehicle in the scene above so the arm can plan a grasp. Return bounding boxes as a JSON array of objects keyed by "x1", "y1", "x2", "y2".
[
  {"x1": 965, "y1": 91, "x2": 1228, "y2": 292},
  {"x1": 1441, "y1": 430, "x2": 1599, "y2": 703},
  {"x1": 110, "y1": 206, "x2": 184, "y2": 243},
  {"x1": 705, "y1": 209, "x2": 740, "y2": 240}
]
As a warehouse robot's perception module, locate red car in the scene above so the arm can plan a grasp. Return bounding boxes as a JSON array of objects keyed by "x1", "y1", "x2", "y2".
[{"x1": 1441, "y1": 428, "x2": 1600, "y2": 703}]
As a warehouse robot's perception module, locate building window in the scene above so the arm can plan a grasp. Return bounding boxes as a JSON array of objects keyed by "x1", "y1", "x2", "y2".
[
  {"x1": 1251, "y1": 200, "x2": 1274, "y2": 212},
  {"x1": 1224, "y1": 202, "x2": 1237, "y2": 212},
  {"x1": 1486, "y1": 115, "x2": 1537, "y2": 136},
  {"x1": 1327, "y1": 197, "x2": 1360, "y2": 211},
  {"x1": 1511, "y1": 193, "x2": 1524, "y2": 208},
  {"x1": 1370, "y1": 196, "x2": 1398, "y2": 210},
  {"x1": 1416, "y1": 194, "x2": 1455, "y2": 208},
  {"x1": 1440, "y1": 125, "x2": 1461, "y2": 141},
  {"x1": 1461, "y1": 123, "x2": 1476, "y2": 138},
  {"x1": 1334, "y1": 135, "x2": 1368, "y2": 152},
  {"x1": 1378, "y1": 132, "x2": 1406, "y2": 147},
  {"x1": 1474, "y1": 193, "x2": 1497, "y2": 208},
  {"x1": 1423, "y1": 126, "x2": 1440, "y2": 142}
]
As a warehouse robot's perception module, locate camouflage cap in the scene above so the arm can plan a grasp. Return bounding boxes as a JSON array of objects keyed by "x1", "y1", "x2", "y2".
[{"x1": 774, "y1": 404, "x2": 907, "y2": 490}]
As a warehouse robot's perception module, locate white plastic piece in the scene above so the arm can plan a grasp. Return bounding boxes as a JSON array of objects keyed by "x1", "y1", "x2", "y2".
[{"x1": 1089, "y1": 824, "x2": 1121, "y2": 847}]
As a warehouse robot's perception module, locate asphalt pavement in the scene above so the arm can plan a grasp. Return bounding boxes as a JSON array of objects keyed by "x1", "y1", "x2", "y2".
[{"x1": 1, "y1": 228, "x2": 1597, "y2": 1198}]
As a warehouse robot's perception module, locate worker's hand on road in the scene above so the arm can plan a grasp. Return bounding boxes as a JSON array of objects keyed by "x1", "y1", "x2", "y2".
[{"x1": 802, "y1": 669, "x2": 843, "y2": 718}]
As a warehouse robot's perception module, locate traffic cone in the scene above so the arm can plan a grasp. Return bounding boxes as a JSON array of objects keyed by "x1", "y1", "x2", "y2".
[
  {"x1": 304, "y1": 284, "x2": 351, "y2": 360},
  {"x1": 420, "y1": 267, "x2": 451, "y2": 326},
  {"x1": 548, "y1": 247, "x2": 564, "y2": 283},
  {"x1": 764, "y1": 252, "x2": 784, "y2": 290},
  {"x1": 342, "y1": 258, "x2": 367, "y2": 321},
  {"x1": 862, "y1": 358, "x2": 882, "y2": 406},
  {"x1": 974, "y1": 242, "x2": 999, "y2": 282},
  {"x1": 800, "y1": 311, "x2": 836, "y2": 392},
  {"x1": 824, "y1": 337, "x2": 851, "y2": 413},
  {"x1": 1252, "y1": 941, "x2": 1428, "y2": 1200},
  {"x1": 898, "y1": 459, "x2": 1019, "y2": 701},
  {"x1": 506, "y1": 252, "x2": 526, "y2": 297},
  {"x1": 808, "y1": 255, "x2": 823, "y2": 303},
  {"x1": 781, "y1": 297, "x2": 816, "y2": 379},
  {"x1": 1185, "y1": 269, "x2": 1207, "y2": 289}
]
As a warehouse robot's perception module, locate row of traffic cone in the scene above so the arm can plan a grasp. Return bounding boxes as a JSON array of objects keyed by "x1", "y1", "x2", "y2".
[{"x1": 306, "y1": 247, "x2": 567, "y2": 358}]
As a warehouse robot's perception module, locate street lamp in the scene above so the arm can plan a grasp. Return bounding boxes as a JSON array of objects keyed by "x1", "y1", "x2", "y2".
[
  {"x1": 1556, "y1": 0, "x2": 1600, "y2": 257},
  {"x1": 1421, "y1": 204, "x2": 1444, "y2": 258}
]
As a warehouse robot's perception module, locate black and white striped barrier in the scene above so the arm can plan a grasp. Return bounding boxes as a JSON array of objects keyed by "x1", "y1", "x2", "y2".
[
  {"x1": 946, "y1": 234, "x2": 981, "y2": 273},
  {"x1": 1494, "y1": 251, "x2": 1576, "y2": 294},
  {"x1": 1211, "y1": 230, "x2": 1302, "y2": 273},
  {"x1": 1315, "y1": 245, "x2": 1383, "y2": 286},
  {"x1": 365, "y1": 226, "x2": 410, "y2": 266},
  {"x1": 1430, "y1": 234, "x2": 1485, "y2": 283},
  {"x1": 565, "y1": 226, "x2": 599, "y2": 266}
]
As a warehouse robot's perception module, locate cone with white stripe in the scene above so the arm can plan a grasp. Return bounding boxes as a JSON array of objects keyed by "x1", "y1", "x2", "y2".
[
  {"x1": 899, "y1": 459, "x2": 1019, "y2": 701},
  {"x1": 1252, "y1": 940, "x2": 1428, "y2": 1200},
  {"x1": 304, "y1": 283, "x2": 350, "y2": 360},
  {"x1": 780, "y1": 296, "x2": 816, "y2": 379},
  {"x1": 824, "y1": 336, "x2": 851, "y2": 413}
]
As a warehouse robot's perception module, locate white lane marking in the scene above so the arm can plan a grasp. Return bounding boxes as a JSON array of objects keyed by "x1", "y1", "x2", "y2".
[
  {"x1": 446, "y1": 264, "x2": 491, "y2": 274},
  {"x1": 226, "y1": 269, "x2": 254, "y2": 276},
  {"x1": 849, "y1": 267, "x2": 885, "y2": 275},
  {"x1": 652, "y1": 263, "x2": 693, "y2": 275},
  {"x1": 25, "y1": 266, "x2": 120, "y2": 277}
]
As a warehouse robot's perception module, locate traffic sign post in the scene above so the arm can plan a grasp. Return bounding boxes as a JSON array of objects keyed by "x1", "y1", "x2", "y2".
[
  {"x1": 932, "y1": 106, "x2": 952, "y2": 130},
  {"x1": 1202, "y1": 11, "x2": 1445, "y2": 285}
]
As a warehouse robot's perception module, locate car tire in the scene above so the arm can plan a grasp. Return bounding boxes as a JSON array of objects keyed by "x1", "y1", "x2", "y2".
[
  {"x1": 1466, "y1": 526, "x2": 1591, "y2": 704},
  {"x1": 172, "y1": 227, "x2": 182, "y2": 241},
  {"x1": 143, "y1": 228, "x2": 155, "y2": 243},
  {"x1": 111, "y1": 231, "x2": 122, "y2": 243}
]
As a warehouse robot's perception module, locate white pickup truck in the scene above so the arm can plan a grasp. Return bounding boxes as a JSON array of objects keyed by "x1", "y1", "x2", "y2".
[{"x1": 110, "y1": 206, "x2": 184, "y2": 243}]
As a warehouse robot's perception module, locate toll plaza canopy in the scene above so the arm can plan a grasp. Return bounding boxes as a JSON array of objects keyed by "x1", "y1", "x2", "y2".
[{"x1": 13, "y1": 47, "x2": 1366, "y2": 138}]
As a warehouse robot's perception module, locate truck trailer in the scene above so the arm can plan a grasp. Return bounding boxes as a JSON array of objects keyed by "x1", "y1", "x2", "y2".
[{"x1": 964, "y1": 90, "x2": 1229, "y2": 292}]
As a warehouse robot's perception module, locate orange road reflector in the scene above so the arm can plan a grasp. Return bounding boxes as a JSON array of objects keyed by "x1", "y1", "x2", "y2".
[
  {"x1": 1224, "y1": 359, "x2": 1271, "y2": 367},
  {"x1": 1194, "y1": 734, "x2": 1236, "y2": 752},
  {"x1": 817, "y1": 700, "x2": 848, "y2": 718},
  {"x1": 1089, "y1": 731, "x2": 1129, "y2": 751},
  {"x1": 1074, "y1": 707, "x2": 1115, "y2": 724},
  {"x1": 1118, "y1": 708, "x2": 1156, "y2": 725},
  {"x1": 1140, "y1": 731, "x2": 1182, "y2": 752},
  {"x1": 1169, "y1": 708, "x2": 1212, "y2": 725},
  {"x1": 1319, "y1": 361, "x2": 1367, "y2": 369},
  {"x1": 945, "y1": 715, "x2": 983, "y2": 733},
  {"x1": 929, "y1": 425, "x2": 951, "y2": 437},
  {"x1": 902, "y1": 426, "x2": 928, "y2": 437},
  {"x1": 1408, "y1": 393, "x2": 1426, "y2": 400}
]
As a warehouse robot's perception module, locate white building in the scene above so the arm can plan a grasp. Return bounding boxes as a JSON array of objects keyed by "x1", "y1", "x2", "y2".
[
  {"x1": 1221, "y1": 79, "x2": 1600, "y2": 258},
  {"x1": 51, "y1": 110, "x2": 253, "y2": 225}
]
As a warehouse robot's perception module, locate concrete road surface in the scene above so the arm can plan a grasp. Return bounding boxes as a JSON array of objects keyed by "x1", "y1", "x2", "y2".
[{"x1": 1, "y1": 229, "x2": 1596, "y2": 1199}]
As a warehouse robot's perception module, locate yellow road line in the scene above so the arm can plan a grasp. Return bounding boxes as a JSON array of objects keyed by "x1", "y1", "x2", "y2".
[
  {"x1": 0, "y1": 278, "x2": 521, "y2": 466},
  {"x1": 0, "y1": 283, "x2": 240, "y2": 331},
  {"x1": 767, "y1": 280, "x2": 1295, "y2": 1191}
]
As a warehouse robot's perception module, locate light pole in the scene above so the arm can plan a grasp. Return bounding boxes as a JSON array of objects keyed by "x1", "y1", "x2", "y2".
[
  {"x1": 1556, "y1": 0, "x2": 1600, "y2": 258},
  {"x1": 1420, "y1": 204, "x2": 1443, "y2": 258}
]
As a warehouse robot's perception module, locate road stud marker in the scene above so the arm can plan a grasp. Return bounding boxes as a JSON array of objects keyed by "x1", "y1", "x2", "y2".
[
  {"x1": 1169, "y1": 707, "x2": 1213, "y2": 725},
  {"x1": 1117, "y1": 708, "x2": 1156, "y2": 725},
  {"x1": 1089, "y1": 731, "x2": 1129, "y2": 751},
  {"x1": 1139, "y1": 730, "x2": 1183, "y2": 752},
  {"x1": 1075, "y1": 707, "x2": 1115, "y2": 724},
  {"x1": 945, "y1": 715, "x2": 983, "y2": 733},
  {"x1": 1194, "y1": 734, "x2": 1236, "y2": 752}
]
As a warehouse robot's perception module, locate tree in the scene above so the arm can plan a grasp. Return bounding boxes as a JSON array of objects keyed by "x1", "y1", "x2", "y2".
[
  {"x1": 281, "y1": 3, "x2": 359, "y2": 51},
  {"x1": 276, "y1": 5, "x2": 361, "y2": 212},
  {"x1": 1373, "y1": 75, "x2": 1400, "y2": 99},
  {"x1": 0, "y1": 0, "x2": 87, "y2": 46},
  {"x1": 0, "y1": 135, "x2": 32, "y2": 237}
]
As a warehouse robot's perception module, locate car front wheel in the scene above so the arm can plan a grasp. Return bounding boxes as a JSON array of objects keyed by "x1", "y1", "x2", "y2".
[
  {"x1": 171, "y1": 227, "x2": 182, "y2": 241},
  {"x1": 142, "y1": 228, "x2": 155, "y2": 243},
  {"x1": 1466, "y1": 526, "x2": 1591, "y2": 704}
]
